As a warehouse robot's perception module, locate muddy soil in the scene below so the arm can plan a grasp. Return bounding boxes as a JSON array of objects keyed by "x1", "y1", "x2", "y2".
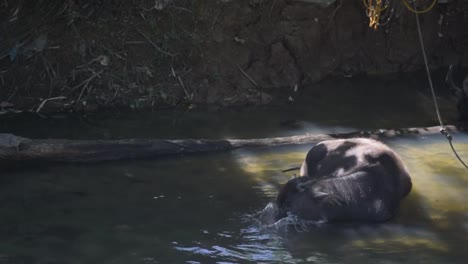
[{"x1": 0, "y1": 0, "x2": 467, "y2": 112}]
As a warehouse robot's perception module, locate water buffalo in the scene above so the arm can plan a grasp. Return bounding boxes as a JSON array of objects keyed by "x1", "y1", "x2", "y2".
[{"x1": 265, "y1": 138, "x2": 412, "y2": 224}]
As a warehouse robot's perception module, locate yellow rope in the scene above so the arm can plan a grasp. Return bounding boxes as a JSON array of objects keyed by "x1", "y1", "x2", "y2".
[
  {"x1": 367, "y1": 0, "x2": 384, "y2": 29},
  {"x1": 401, "y1": 0, "x2": 437, "y2": 14},
  {"x1": 362, "y1": 0, "x2": 390, "y2": 11},
  {"x1": 363, "y1": 0, "x2": 437, "y2": 29}
]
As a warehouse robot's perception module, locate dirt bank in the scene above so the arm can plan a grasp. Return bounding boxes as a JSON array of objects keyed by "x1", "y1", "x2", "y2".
[{"x1": 1, "y1": 0, "x2": 467, "y2": 112}]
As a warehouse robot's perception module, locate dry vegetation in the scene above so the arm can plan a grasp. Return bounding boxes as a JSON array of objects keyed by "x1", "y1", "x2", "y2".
[
  {"x1": 1, "y1": 0, "x2": 467, "y2": 113},
  {"x1": 0, "y1": 0, "x2": 198, "y2": 113}
]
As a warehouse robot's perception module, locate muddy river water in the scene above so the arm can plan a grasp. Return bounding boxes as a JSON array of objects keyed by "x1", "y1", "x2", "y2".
[{"x1": 1, "y1": 76, "x2": 468, "y2": 263}]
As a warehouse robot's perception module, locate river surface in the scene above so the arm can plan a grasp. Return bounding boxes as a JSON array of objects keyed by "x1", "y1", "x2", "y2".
[{"x1": 1, "y1": 76, "x2": 468, "y2": 263}]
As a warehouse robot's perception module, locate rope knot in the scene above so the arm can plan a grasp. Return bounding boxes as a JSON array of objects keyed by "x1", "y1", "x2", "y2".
[{"x1": 439, "y1": 127, "x2": 453, "y2": 141}]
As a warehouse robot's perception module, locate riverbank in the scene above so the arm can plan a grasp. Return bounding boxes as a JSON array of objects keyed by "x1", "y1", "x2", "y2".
[{"x1": 1, "y1": 0, "x2": 467, "y2": 113}]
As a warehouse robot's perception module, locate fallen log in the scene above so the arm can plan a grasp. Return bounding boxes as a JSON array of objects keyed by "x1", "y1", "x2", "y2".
[{"x1": 0, "y1": 124, "x2": 466, "y2": 163}]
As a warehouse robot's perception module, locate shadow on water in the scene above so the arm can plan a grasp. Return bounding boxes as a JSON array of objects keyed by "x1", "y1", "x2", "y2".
[{"x1": 0, "y1": 152, "x2": 268, "y2": 263}]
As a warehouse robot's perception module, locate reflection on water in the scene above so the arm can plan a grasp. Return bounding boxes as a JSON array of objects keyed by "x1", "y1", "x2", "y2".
[{"x1": 1, "y1": 75, "x2": 467, "y2": 263}]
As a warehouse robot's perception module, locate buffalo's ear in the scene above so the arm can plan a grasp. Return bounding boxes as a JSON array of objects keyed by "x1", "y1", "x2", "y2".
[
  {"x1": 276, "y1": 179, "x2": 298, "y2": 205},
  {"x1": 276, "y1": 177, "x2": 306, "y2": 205},
  {"x1": 301, "y1": 143, "x2": 328, "y2": 176},
  {"x1": 276, "y1": 182, "x2": 289, "y2": 206}
]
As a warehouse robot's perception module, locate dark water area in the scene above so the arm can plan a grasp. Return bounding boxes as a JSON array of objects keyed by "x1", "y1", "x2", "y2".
[
  {"x1": 1, "y1": 76, "x2": 468, "y2": 263},
  {"x1": 0, "y1": 72, "x2": 459, "y2": 140}
]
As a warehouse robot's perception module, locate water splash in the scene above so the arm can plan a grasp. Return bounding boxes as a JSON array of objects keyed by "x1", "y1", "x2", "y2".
[{"x1": 250, "y1": 202, "x2": 328, "y2": 235}]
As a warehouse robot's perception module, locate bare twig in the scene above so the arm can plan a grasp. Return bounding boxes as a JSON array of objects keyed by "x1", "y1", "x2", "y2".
[
  {"x1": 236, "y1": 64, "x2": 259, "y2": 88},
  {"x1": 169, "y1": 6, "x2": 192, "y2": 13},
  {"x1": 135, "y1": 28, "x2": 175, "y2": 57},
  {"x1": 125, "y1": 41, "x2": 146, "y2": 44},
  {"x1": 269, "y1": 0, "x2": 277, "y2": 18},
  {"x1": 75, "y1": 70, "x2": 103, "y2": 103},
  {"x1": 0, "y1": 70, "x2": 5, "y2": 86},
  {"x1": 7, "y1": 87, "x2": 18, "y2": 101},
  {"x1": 70, "y1": 70, "x2": 103, "y2": 92},
  {"x1": 327, "y1": 0, "x2": 343, "y2": 29},
  {"x1": 211, "y1": 9, "x2": 221, "y2": 31},
  {"x1": 36, "y1": 96, "x2": 67, "y2": 113},
  {"x1": 328, "y1": 0, "x2": 343, "y2": 19},
  {"x1": 171, "y1": 66, "x2": 192, "y2": 101},
  {"x1": 42, "y1": 54, "x2": 57, "y2": 78},
  {"x1": 178, "y1": 76, "x2": 192, "y2": 101}
]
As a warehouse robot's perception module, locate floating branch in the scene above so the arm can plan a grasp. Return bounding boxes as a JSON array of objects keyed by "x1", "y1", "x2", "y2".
[{"x1": 0, "y1": 124, "x2": 466, "y2": 163}]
